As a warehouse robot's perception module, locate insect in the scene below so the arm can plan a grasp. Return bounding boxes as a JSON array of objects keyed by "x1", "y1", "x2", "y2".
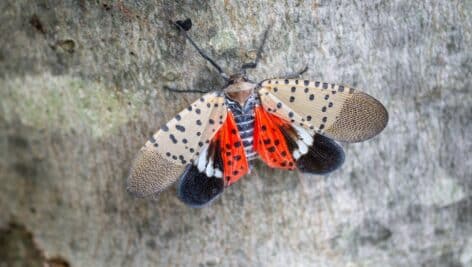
[{"x1": 127, "y1": 19, "x2": 388, "y2": 207}]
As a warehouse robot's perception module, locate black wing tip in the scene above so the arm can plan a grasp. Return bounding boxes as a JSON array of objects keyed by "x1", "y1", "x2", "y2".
[
  {"x1": 296, "y1": 134, "x2": 345, "y2": 175},
  {"x1": 177, "y1": 165, "x2": 224, "y2": 208}
]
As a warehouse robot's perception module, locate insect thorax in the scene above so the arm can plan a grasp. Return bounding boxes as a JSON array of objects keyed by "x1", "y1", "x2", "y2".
[{"x1": 225, "y1": 93, "x2": 259, "y2": 161}]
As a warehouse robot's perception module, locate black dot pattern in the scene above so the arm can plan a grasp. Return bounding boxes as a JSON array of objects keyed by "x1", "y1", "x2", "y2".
[
  {"x1": 253, "y1": 106, "x2": 295, "y2": 170},
  {"x1": 216, "y1": 111, "x2": 249, "y2": 186},
  {"x1": 153, "y1": 92, "x2": 228, "y2": 165},
  {"x1": 259, "y1": 78, "x2": 357, "y2": 136}
]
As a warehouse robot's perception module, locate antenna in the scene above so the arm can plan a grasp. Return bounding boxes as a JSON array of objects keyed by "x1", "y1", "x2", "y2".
[
  {"x1": 241, "y1": 25, "x2": 271, "y2": 72},
  {"x1": 174, "y1": 20, "x2": 229, "y2": 81}
]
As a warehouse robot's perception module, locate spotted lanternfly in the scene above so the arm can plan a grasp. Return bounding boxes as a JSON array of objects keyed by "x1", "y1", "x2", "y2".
[{"x1": 127, "y1": 19, "x2": 388, "y2": 207}]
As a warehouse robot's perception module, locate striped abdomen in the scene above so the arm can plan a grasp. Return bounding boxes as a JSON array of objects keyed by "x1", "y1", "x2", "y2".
[{"x1": 225, "y1": 93, "x2": 259, "y2": 161}]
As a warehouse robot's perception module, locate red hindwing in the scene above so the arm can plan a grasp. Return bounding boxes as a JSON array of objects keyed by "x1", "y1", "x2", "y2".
[
  {"x1": 216, "y1": 112, "x2": 249, "y2": 186},
  {"x1": 253, "y1": 106, "x2": 296, "y2": 170}
]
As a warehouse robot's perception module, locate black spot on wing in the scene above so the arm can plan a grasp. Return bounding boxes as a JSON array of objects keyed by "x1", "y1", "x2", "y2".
[
  {"x1": 175, "y1": 125, "x2": 186, "y2": 132},
  {"x1": 169, "y1": 134, "x2": 178, "y2": 144}
]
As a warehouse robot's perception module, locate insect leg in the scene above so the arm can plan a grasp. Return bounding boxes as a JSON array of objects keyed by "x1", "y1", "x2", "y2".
[
  {"x1": 163, "y1": 86, "x2": 212, "y2": 94},
  {"x1": 241, "y1": 25, "x2": 271, "y2": 70}
]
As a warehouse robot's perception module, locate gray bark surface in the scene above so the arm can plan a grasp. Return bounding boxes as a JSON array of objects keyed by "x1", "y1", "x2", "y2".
[{"x1": 0, "y1": 1, "x2": 471, "y2": 266}]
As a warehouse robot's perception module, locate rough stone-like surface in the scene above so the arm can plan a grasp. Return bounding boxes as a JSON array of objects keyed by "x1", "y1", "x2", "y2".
[{"x1": 0, "y1": 1, "x2": 471, "y2": 266}]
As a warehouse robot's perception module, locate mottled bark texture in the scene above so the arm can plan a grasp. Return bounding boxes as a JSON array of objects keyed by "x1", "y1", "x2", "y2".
[{"x1": 0, "y1": 1, "x2": 471, "y2": 266}]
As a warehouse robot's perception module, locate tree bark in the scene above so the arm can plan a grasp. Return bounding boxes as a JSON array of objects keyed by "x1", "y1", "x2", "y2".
[{"x1": 0, "y1": 1, "x2": 471, "y2": 266}]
